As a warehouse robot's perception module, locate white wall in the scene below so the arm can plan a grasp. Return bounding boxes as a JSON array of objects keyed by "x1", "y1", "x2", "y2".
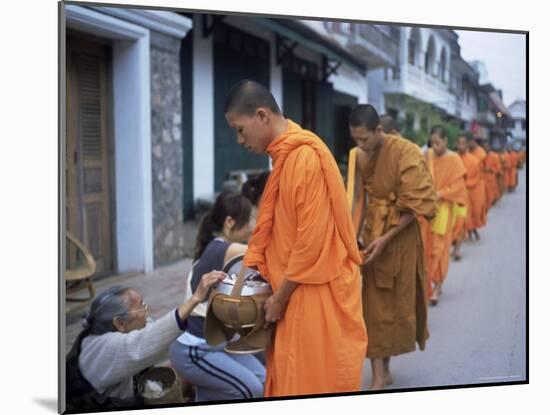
[
  {"x1": 330, "y1": 65, "x2": 368, "y2": 104},
  {"x1": 192, "y1": 15, "x2": 215, "y2": 201},
  {"x1": 367, "y1": 68, "x2": 386, "y2": 112}
]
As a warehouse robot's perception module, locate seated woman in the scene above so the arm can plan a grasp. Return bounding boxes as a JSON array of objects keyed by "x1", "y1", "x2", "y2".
[
  {"x1": 66, "y1": 271, "x2": 225, "y2": 411},
  {"x1": 169, "y1": 192, "x2": 266, "y2": 401}
]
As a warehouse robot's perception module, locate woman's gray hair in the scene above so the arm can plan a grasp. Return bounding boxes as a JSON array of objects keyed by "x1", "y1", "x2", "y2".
[{"x1": 81, "y1": 285, "x2": 132, "y2": 335}]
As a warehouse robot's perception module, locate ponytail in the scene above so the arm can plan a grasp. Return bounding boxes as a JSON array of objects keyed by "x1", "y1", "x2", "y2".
[
  {"x1": 194, "y1": 210, "x2": 216, "y2": 262},
  {"x1": 193, "y1": 192, "x2": 252, "y2": 261}
]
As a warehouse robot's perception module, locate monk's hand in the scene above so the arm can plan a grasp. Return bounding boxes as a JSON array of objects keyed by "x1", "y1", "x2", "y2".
[
  {"x1": 362, "y1": 236, "x2": 389, "y2": 265},
  {"x1": 191, "y1": 271, "x2": 226, "y2": 304},
  {"x1": 264, "y1": 294, "x2": 286, "y2": 327}
]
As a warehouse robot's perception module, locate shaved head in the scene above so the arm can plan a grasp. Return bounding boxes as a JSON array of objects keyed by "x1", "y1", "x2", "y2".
[
  {"x1": 224, "y1": 79, "x2": 281, "y2": 116},
  {"x1": 349, "y1": 104, "x2": 380, "y2": 132},
  {"x1": 349, "y1": 104, "x2": 385, "y2": 155},
  {"x1": 380, "y1": 115, "x2": 399, "y2": 134}
]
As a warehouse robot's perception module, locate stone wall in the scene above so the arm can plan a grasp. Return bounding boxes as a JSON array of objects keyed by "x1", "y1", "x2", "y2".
[{"x1": 150, "y1": 31, "x2": 185, "y2": 266}]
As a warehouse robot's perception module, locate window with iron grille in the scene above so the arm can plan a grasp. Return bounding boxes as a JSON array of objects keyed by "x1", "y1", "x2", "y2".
[
  {"x1": 408, "y1": 38, "x2": 416, "y2": 65},
  {"x1": 213, "y1": 23, "x2": 270, "y2": 63}
]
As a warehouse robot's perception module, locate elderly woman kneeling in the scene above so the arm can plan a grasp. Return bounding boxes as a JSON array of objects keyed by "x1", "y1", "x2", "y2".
[{"x1": 66, "y1": 270, "x2": 225, "y2": 411}]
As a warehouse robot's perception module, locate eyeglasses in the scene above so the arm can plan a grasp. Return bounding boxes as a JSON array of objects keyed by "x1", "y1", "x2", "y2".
[{"x1": 126, "y1": 302, "x2": 149, "y2": 315}]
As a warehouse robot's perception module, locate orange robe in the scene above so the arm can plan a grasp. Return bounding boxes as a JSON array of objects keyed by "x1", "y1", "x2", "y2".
[
  {"x1": 244, "y1": 119, "x2": 368, "y2": 397},
  {"x1": 468, "y1": 146, "x2": 488, "y2": 229},
  {"x1": 509, "y1": 151, "x2": 519, "y2": 189},
  {"x1": 502, "y1": 151, "x2": 512, "y2": 189},
  {"x1": 498, "y1": 153, "x2": 507, "y2": 196},
  {"x1": 453, "y1": 152, "x2": 478, "y2": 242},
  {"x1": 518, "y1": 150, "x2": 526, "y2": 169},
  {"x1": 484, "y1": 151, "x2": 502, "y2": 206},
  {"x1": 424, "y1": 150, "x2": 468, "y2": 285},
  {"x1": 347, "y1": 135, "x2": 436, "y2": 358}
]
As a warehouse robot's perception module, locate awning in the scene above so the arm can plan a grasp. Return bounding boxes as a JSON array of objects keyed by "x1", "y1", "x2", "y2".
[{"x1": 251, "y1": 17, "x2": 366, "y2": 75}]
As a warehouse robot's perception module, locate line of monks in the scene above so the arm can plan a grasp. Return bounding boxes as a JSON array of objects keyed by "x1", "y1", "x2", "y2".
[
  {"x1": 346, "y1": 109, "x2": 526, "y2": 390},
  {"x1": 419, "y1": 131, "x2": 525, "y2": 305},
  {"x1": 222, "y1": 83, "x2": 527, "y2": 396}
]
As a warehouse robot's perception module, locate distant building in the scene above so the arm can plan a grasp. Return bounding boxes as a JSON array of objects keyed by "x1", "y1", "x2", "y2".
[
  {"x1": 474, "y1": 83, "x2": 511, "y2": 150},
  {"x1": 367, "y1": 27, "x2": 478, "y2": 145},
  {"x1": 469, "y1": 60, "x2": 490, "y2": 85},
  {"x1": 508, "y1": 99, "x2": 527, "y2": 145}
]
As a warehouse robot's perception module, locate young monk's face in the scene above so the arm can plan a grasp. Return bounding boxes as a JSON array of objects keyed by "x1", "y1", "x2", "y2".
[
  {"x1": 430, "y1": 133, "x2": 447, "y2": 157},
  {"x1": 467, "y1": 139, "x2": 476, "y2": 151},
  {"x1": 349, "y1": 124, "x2": 384, "y2": 155},
  {"x1": 225, "y1": 109, "x2": 272, "y2": 154},
  {"x1": 456, "y1": 136, "x2": 468, "y2": 155}
]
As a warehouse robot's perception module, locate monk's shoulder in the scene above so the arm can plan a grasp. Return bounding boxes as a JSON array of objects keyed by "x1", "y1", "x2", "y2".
[
  {"x1": 389, "y1": 135, "x2": 423, "y2": 163},
  {"x1": 288, "y1": 143, "x2": 318, "y2": 163},
  {"x1": 447, "y1": 150, "x2": 463, "y2": 164},
  {"x1": 285, "y1": 144, "x2": 321, "y2": 176},
  {"x1": 355, "y1": 147, "x2": 368, "y2": 170},
  {"x1": 448, "y1": 151, "x2": 468, "y2": 172}
]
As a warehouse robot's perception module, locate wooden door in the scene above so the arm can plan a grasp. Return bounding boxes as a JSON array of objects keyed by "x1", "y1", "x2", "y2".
[{"x1": 66, "y1": 35, "x2": 113, "y2": 275}]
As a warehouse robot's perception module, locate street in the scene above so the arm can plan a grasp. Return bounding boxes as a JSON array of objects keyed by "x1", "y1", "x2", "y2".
[
  {"x1": 361, "y1": 169, "x2": 527, "y2": 390},
  {"x1": 65, "y1": 171, "x2": 527, "y2": 393}
]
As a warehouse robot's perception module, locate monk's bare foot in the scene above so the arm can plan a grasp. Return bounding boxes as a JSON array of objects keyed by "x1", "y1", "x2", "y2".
[
  {"x1": 384, "y1": 371, "x2": 394, "y2": 386},
  {"x1": 473, "y1": 230, "x2": 480, "y2": 241},
  {"x1": 429, "y1": 287, "x2": 440, "y2": 305},
  {"x1": 369, "y1": 381, "x2": 385, "y2": 391}
]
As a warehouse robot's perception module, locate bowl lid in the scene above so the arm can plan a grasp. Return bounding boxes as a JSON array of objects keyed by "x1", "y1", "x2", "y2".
[{"x1": 216, "y1": 254, "x2": 271, "y2": 296}]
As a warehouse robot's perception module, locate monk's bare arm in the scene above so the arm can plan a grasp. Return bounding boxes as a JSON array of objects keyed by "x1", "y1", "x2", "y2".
[
  {"x1": 353, "y1": 149, "x2": 368, "y2": 245},
  {"x1": 382, "y1": 211, "x2": 415, "y2": 244},
  {"x1": 264, "y1": 279, "x2": 298, "y2": 326},
  {"x1": 363, "y1": 211, "x2": 414, "y2": 265},
  {"x1": 274, "y1": 279, "x2": 298, "y2": 304}
]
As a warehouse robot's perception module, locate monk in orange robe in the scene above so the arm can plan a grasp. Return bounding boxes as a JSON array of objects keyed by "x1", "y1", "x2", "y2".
[
  {"x1": 466, "y1": 135, "x2": 487, "y2": 239},
  {"x1": 224, "y1": 80, "x2": 368, "y2": 397},
  {"x1": 497, "y1": 150, "x2": 507, "y2": 197},
  {"x1": 451, "y1": 135, "x2": 479, "y2": 261},
  {"x1": 380, "y1": 115, "x2": 433, "y2": 294},
  {"x1": 482, "y1": 141, "x2": 502, "y2": 206},
  {"x1": 424, "y1": 126, "x2": 468, "y2": 305},
  {"x1": 501, "y1": 149, "x2": 512, "y2": 191},
  {"x1": 518, "y1": 149, "x2": 526, "y2": 169},
  {"x1": 347, "y1": 106, "x2": 436, "y2": 390},
  {"x1": 507, "y1": 146, "x2": 519, "y2": 191}
]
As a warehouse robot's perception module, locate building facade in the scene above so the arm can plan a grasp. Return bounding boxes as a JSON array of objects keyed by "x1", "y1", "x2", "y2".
[
  {"x1": 367, "y1": 26, "x2": 475, "y2": 145},
  {"x1": 64, "y1": 5, "x2": 396, "y2": 274},
  {"x1": 508, "y1": 99, "x2": 527, "y2": 145},
  {"x1": 64, "y1": 5, "x2": 192, "y2": 274}
]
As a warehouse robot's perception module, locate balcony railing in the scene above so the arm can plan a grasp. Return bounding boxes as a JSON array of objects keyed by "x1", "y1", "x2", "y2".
[{"x1": 345, "y1": 24, "x2": 399, "y2": 68}]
